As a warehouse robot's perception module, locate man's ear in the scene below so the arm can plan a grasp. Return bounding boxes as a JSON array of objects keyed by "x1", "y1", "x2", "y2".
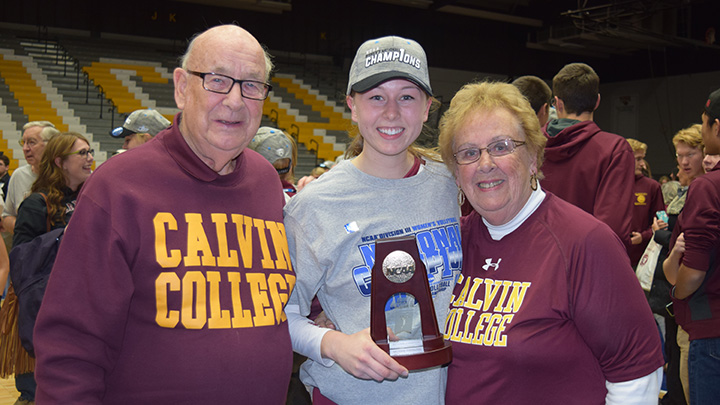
[
  {"x1": 537, "y1": 103, "x2": 549, "y2": 127},
  {"x1": 594, "y1": 93, "x2": 601, "y2": 111},
  {"x1": 174, "y1": 68, "x2": 188, "y2": 110}
]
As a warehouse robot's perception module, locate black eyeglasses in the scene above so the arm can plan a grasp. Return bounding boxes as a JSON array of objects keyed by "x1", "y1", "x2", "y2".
[
  {"x1": 454, "y1": 138, "x2": 526, "y2": 165},
  {"x1": 186, "y1": 70, "x2": 272, "y2": 101},
  {"x1": 65, "y1": 149, "x2": 94, "y2": 158}
]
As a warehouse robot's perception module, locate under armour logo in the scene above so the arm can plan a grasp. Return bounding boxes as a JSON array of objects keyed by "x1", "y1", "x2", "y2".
[{"x1": 482, "y1": 258, "x2": 501, "y2": 271}]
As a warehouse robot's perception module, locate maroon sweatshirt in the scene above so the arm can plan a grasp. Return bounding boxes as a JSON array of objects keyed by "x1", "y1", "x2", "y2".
[
  {"x1": 542, "y1": 119, "x2": 635, "y2": 248},
  {"x1": 34, "y1": 114, "x2": 294, "y2": 404},
  {"x1": 671, "y1": 164, "x2": 720, "y2": 341},
  {"x1": 628, "y1": 174, "x2": 665, "y2": 267}
]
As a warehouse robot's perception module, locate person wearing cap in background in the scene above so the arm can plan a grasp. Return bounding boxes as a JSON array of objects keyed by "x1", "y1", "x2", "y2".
[
  {"x1": 249, "y1": 126, "x2": 297, "y2": 200},
  {"x1": 295, "y1": 161, "x2": 332, "y2": 192},
  {"x1": 33, "y1": 24, "x2": 294, "y2": 403},
  {"x1": 663, "y1": 87, "x2": 720, "y2": 404},
  {"x1": 284, "y1": 36, "x2": 461, "y2": 404},
  {"x1": 110, "y1": 109, "x2": 171, "y2": 151}
]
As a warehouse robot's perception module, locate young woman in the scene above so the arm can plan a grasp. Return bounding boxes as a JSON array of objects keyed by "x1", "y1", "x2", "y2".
[
  {"x1": 284, "y1": 36, "x2": 461, "y2": 404},
  {"x1": 10, "y1": 132, "x2": 93, "y2": 405}
]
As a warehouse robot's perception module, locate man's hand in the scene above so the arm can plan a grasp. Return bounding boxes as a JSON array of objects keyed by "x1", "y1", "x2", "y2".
[
  {"x1": 630, "y1": 231, "x2": 642, "y2": 245},
  {"x1": 320, "y1": 328, "x2": 408, "y2": 382},
  {"x1": 664, "y1": 232, "x2": 685, "y2": 285}
]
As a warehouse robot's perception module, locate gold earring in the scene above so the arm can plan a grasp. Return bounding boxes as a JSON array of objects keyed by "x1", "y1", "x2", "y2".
[
  {"x1": 530, "y1": 172, "x2": 538, "y2": 191},
  {"x1": 457, "y1": 187, "x2": 466, "y2": 206}
]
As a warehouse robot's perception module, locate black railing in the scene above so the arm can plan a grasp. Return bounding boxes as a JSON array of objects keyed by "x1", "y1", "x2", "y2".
[
  {"x1": 50, "y1": 40, "x2": 119, "y2": 128},
  {"x1": 94, "y1": 84, "x2": 118, "y2": 125},
  {"x1": 290, "y1": 124, "x2": 299, "y2": 142}
]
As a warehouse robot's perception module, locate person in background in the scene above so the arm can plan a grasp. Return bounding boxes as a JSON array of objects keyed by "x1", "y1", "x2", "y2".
[
  {"x1": 438, "y1": 81, "x2": 663, "y2": 404},
  {"x1": 10, "y1": 132, "x2": 93, "y2": 405},
  {"x1": 541, "y1": 63, "x2": 635, "y2": 248},
  {"x1": 641, "y1": 158, "x2": 653, "y2": 178},
  {"x1": 0, "y1": 152, "x2": 11, "y2": 198},
  {"x1": 511, "y1": 75, "x2": 552, "y2": 127},
  {"x1": 663, "y1": 88, "x2": 720, "y2": 405},
  {"x1": 109, "y1": 109, "x2": 171, "y2": 151},
  {"x1": 702, "y1": 149, "x2": 720, "y2": 173},
  {"x1": 285, "y1": 35, "x2": 461, "y2": 404},
  {"x1": 661, "y1": 175, "x2": 681, "y2": 207},
  {"x1": 295, "y1": 162, "x2": 331, "y2": 192},
  {"x1": 2, "y1": 122, "x2": 59, "y2": 234},
  {"x1": 33, "y1": 24, "x2": 294, "y2": 403},
  {"x1": 652, "y1": 124, "x2": 705, "y2": 405},
  {"x1": 0, "y1": 152, "x2": 11, "y2": 257},
  {"x1": 626, "y1": 138, "x2": 665, "y2": 268},
  {"x1": 249, "y1": 126, "x2": 297, "y2": 200}
]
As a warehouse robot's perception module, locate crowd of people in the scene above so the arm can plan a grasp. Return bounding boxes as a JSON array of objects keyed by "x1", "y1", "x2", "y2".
[{"x1": 0, "y1": 22, "x2": 717, "y2": 405}]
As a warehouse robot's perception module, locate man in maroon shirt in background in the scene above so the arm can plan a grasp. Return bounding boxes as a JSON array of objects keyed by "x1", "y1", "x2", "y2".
[
  {"x1": 542, "y1": 63, "x2": 635, "y2": 248},
  {"x1": 626, "y1": 138, "x2": 665, "y2": 268},
  {"x1": 664, "y1": 87, "x2": 720, "y2": 404}
]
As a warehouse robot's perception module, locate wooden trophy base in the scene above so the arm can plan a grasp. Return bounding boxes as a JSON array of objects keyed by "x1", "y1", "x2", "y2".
[
  {"x1": 371, "y1": 235, "x2": 453, "y2": 371},
  {"x1": 376, "y1": 337, "x2": 452, "y2": 371}
]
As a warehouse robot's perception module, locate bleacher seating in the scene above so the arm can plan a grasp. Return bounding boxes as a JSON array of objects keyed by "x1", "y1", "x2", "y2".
[{"x1": 0, "y1": 27, "x2": 354, "y2": 176}]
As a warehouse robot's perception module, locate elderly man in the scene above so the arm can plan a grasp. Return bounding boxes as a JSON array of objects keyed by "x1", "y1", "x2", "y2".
[
  {"x1": 34, "y1": 25, "x2": 294, "y2": 403},
  {"x1": 1, "y1": 121, "x2": 59, "y2": 234}
]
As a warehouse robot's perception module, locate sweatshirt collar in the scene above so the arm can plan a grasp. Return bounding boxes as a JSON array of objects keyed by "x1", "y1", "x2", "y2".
[
  {"x1": 162, "y1": 113, "x2": 246, "y2": 186},
  {"x1": 483, "y1": 184, "x2": 546, "y2": 241}
]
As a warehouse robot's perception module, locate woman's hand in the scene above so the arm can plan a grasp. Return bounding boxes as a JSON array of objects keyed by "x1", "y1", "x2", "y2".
[
  {"x1": 651, "y1": 217, "x2": 668, "y2": 232},
  {"x1": 320, "y1": 328, "x2": 408, "y2": 382},
  {"x1": 296, "y1": 175, "x2": 316, "y2": 192},
  {"x1": 313, "y1": 311, "x2": 336, "y2": 330}
]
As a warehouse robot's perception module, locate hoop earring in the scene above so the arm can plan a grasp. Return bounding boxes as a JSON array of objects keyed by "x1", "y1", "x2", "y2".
[
  {"x1": 457, "y1": 187, "x2": 466, "y2": 206},
  {"x1": 530, "y1": 172, "x2": 538, "y2": 191}
]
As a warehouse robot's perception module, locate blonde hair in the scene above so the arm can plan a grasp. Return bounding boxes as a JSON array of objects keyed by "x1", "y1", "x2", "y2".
[
  {"x1": 438, "y1": 81, "x2": 546, "y2": 175},
  {"x1": 672, "y1": 124, "x2": 703, "y2": 150},
  {"x1": 626, "y1": 138, "x2": 647, "y2": 153}
]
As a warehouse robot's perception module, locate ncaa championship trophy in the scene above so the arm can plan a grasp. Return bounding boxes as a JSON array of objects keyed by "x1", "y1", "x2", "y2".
[{"x1": 370, "y1": 235, "x2": 452, "y2": 370}]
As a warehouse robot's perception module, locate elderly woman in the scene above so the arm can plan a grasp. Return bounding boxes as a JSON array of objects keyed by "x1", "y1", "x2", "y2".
[{"x1": 438, "y1": 82, "x2": 663, "y2": 403}]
